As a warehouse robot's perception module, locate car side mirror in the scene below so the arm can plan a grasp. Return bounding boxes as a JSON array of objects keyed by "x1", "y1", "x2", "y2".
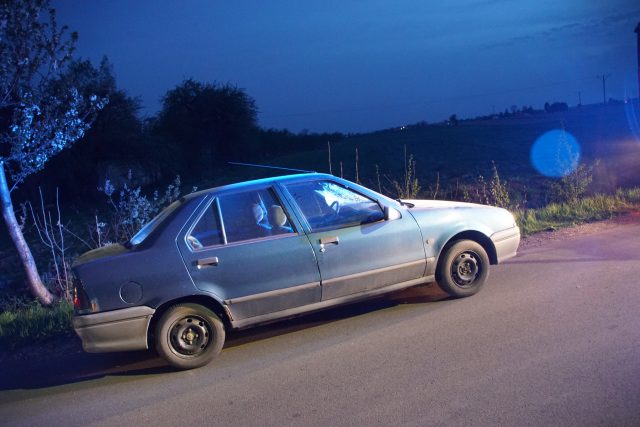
[{"x1": 384, "y1": 206, "x2": 402, "y2": 221}]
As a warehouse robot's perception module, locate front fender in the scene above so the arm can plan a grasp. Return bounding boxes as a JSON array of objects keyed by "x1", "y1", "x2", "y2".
[{"x1": 408, "y1": 207, "x2": 504, "y2": 261}]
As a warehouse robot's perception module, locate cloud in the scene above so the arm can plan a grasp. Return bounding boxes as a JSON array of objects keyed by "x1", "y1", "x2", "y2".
[{"x1": 484, "y1": 6, "x2": 640, "y2": 49}]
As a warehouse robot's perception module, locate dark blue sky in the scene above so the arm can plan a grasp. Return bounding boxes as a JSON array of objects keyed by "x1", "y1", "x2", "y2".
[{"x1": 55, "y1": 0, "x2": 639, "y2": 133}]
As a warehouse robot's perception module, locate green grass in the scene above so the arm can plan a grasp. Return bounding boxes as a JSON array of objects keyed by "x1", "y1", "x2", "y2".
[
  {"x1": 616, "y1": 187, "x2": 640, "y2": 203},
  {"x1": 514, "y1": 192, "x2": 638, "y2": 235},
  {"x1": 0, "y1": 300, "x2": 73, "y2": 351}
]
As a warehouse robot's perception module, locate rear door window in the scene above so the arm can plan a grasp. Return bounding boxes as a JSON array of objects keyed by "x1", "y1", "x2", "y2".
[{"x1": 187, "y1": 187, "x2": 294, "y2": 249}]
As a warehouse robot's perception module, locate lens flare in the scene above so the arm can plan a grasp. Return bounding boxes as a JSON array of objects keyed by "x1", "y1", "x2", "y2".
[{"x1": 530, "y1": 129, "x2": 581, "y2": 177}]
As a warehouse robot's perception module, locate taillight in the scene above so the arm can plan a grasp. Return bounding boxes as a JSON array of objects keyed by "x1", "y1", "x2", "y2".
[{"x1": 72, "y1": 277, "x2": 90, "y2": 312}]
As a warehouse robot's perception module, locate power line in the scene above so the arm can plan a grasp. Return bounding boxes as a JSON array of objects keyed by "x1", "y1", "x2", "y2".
[{"x1": 596, "y1": 74, "x2": 611, "y2": 105}]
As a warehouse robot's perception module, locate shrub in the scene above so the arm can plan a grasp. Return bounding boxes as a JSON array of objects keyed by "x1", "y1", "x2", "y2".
[
  {"x1": 20, "y1": 188, "x2": 76, "y2": 302},
  {"x1": 457, "y1": 162, "x2": 511, "y2": 208},
  {"x1": 550, "y1": 161, "x2": 596, "y2": 204},
  {"x1": 489, "y1": 162, "x2": 510, "y2": 208},
  {"x1": 392, "y1": 150, "x2": 421, "y2": 199},
  {"x1": 98, "y1": 172, "x2": 187, "y2": 244}
]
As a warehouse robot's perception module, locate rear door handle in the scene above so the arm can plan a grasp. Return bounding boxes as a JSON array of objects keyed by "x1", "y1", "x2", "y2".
[{"x1": 196, "y1": 256, "x2": 219, "y2": 268}]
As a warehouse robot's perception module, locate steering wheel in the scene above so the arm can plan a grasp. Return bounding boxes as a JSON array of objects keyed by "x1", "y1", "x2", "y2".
[
  {"x1": 330, "y1": 200, "x2": 341, "y2": 216},
  {"x1": 187, "y1": 235, "x2": 204, "y2": 250}
]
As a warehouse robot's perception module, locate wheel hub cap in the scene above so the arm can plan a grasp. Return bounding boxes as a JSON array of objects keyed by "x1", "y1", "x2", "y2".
[
  {"x1": 170, "y1": 316, "x2": 210, "y2": 356},
  {"x1": 452, "y1": 252, "x2": 479, "y2": 287}
]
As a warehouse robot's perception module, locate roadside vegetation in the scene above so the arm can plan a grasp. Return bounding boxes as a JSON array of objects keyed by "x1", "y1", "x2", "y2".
[
  {"x1": 2, "y1": 0, "x2": 640, "y2": 353},
  {"x1": 0, "y1": 300, "x2": 72, "y2": 351},
  {"x1": 515, "y1": 190, "x2": 640, "y2": 235}
]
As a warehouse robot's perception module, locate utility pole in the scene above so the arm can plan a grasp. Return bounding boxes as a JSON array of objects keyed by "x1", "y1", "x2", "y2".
[
  {"x1": 635, "y1": 22, "x2": 640, "y2": 102},
  {"x1": 578, "y1": 91, "x2": 582, "y2": 107},
  {"x1": 596, "y1": 74, "x2": 611, "y2": 105}
]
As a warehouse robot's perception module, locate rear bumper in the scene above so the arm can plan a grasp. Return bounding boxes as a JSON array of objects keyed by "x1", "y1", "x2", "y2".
[
  {"x1": 72, "y1": 306, "x2": 155, "y2": 353},
  {"x1": 491, "y1": 226, "x2": 520, "y2": 263}
]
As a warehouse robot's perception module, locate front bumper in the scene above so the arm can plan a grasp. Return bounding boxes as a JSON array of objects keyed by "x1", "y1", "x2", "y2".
[
  {"x1": 72, "y1": 306, "x2": 156, "y2": 353},
  {"x1": 491, "y1": 226, "x2": 521, "y2": 263}
]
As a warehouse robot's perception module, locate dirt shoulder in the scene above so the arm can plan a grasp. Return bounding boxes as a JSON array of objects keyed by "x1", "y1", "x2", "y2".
[{"x1": 519, "y1": 210, "x2": 640, "y2": 250}]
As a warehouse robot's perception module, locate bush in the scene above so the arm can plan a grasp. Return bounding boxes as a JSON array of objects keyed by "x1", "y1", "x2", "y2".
[
  {"x1": 550, "y1": 161, "x2": 596, "y2": 204},
  {"x1": 391, "y1": 151, "x2": 421, "y2": 199},
  {"x1": 458, "y1": 162, "x2": 512, "y2": 208},
  {"x1": 97, "y1": 172, "x2": 187, "y2": 244},
  {"x1": 489, "y1": 162, "x2": 510, "y2": 208}
]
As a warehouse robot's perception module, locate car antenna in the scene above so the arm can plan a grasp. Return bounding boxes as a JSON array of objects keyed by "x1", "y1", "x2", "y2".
[{"x1": 228, "y1": 162, "x2": 316, "y2": 174}]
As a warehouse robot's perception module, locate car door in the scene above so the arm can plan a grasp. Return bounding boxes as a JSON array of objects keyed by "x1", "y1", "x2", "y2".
[
  {"x1": 178, "y1": 186, "x2": 321, "y2": 321},
  {"x1": 282, "y1": 179, "x2": 427, "y2": 300}
]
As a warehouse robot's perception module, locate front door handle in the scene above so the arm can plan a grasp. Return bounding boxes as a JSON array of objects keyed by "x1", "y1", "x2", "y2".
[
  {"x1": 196, "y1": 256, "x2": 219, "y2": 268},
  {"x1": 320, "y1": 236, "x2": 339, "y2": 245},
  {"x1": 319, "y1": 236, "x2": 339, "y2": 253}
]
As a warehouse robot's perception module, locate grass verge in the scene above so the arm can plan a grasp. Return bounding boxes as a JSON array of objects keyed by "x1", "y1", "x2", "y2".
[
  {"x1": 515, "y1": 190, "x2": 640, "y2": 235},
  {"x1": 0, "y1": 300, "x2": 73, "y2": 351}
]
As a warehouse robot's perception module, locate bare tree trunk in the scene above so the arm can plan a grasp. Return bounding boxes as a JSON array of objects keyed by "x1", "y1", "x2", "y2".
[{"x1": 0, "y1": 161, "x2": 54, "y2": 305}]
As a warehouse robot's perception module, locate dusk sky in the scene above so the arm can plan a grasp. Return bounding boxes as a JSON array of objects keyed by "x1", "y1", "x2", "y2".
[{"x1": 54, "y1": 1, "x2": 640, "y2": 133}]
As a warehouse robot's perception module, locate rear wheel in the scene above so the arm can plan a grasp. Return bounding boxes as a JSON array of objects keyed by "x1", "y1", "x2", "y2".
[
  {"x1": 155, "y1": 303, "x2": 225, "y2": 370},
  {"x1": 436, "y1": 240, "x2": 489, "y2": 298}
]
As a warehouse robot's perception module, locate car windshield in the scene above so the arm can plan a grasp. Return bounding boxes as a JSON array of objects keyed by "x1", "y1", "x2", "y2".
[{"x1": 129, "y1": 199, "x2": 184, "y2": 246}]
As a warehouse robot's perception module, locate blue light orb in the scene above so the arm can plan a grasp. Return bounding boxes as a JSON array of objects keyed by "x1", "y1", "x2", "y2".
[{"x1": 530, "y1": 129, "x2": 581, "y2": 177}]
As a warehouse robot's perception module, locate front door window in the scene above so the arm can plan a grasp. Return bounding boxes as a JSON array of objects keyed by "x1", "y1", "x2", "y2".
[{"x1": 285, "y1": 181, "x2": 384, "y2": 231}]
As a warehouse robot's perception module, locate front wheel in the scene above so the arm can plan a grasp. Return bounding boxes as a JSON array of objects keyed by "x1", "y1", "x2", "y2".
[
  {"x1": 155, "y1": 303, "x2": 225, "y2": 370},
  {"x1": 436, "y1": 240, "x2": 490, "y2": 298}
]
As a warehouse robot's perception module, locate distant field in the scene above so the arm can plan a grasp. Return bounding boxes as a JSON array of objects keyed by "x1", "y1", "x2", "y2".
[{"x1": 222, "y1": 102, "x2": 640, "y2": 206}]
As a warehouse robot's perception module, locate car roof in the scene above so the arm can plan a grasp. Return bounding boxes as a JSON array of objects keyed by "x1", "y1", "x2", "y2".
[{"x1": 183, "y1": 172, "x2": 334, "y2": 200}]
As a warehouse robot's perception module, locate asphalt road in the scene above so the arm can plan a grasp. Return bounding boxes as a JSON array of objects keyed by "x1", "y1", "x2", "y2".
[{"x1": 1, "y1": 218, "x2": 639, "y2": 426}]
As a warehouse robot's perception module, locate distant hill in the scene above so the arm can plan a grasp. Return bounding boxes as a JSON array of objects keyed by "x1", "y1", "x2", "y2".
[{"x1": 218, "y1": 102, "x2": 640, "y2": 207}]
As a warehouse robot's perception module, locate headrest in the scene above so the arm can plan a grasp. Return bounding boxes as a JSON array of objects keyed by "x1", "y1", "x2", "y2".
[
  {"x1": 269, "y1": 205, "x2": 287, "y2": 227},
  {"x1": 252, "y1": 203, "x2": 264, "y2": 222}
]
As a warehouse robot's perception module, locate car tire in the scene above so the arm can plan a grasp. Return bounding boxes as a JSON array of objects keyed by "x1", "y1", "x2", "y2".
[
  {"x1": 436, "y1": 240, "x2": 490, "y2": 298},
  {"x1": 155, "y1": 303, "x2": 225, "y2": 370}
]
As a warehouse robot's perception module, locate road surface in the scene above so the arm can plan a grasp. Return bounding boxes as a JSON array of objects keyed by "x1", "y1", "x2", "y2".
[{"x1": 1, "y1": 217, "x2": 639, "y2": 426}]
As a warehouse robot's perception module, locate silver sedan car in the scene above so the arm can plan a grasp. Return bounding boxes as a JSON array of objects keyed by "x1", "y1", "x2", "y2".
[{"x1": 72, "y1": 173, "x2": 520, "y2": 369}]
